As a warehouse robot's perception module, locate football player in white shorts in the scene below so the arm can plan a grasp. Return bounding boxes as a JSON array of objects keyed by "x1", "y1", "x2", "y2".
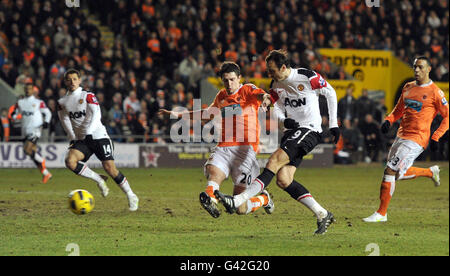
[
  {"x1": 363, "y1": 56, "x2": 448, "y2": 222},
  {"x1": 12, "y1": 82, "x2": 52, "y2": 183},
  {"x1": 215, "y1": 50, "x2": 339, "y2": 235},
  {"x1": 58, "y1": 69, "x2": 139, "y2": 211},
  {"x1": 159, "y1": 62, "x2": 274, "y2": 218}
]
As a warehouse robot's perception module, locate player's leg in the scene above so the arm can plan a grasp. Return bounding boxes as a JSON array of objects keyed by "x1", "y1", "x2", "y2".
[
  {"x1": 199, "y1": 164, "x2": 226, "y2": 218},
  {"x1": 101, "y1": 159, "x2": 138, "y2": 211},
  {"x1": 277, "y1": 165, "x2": 335, "y2": 234},
  {"x1": 23, "y1": 137, "x2": 52, "y2": 183},
  {"x1": 65, "y1": 142, "x2": 109, "y2": 195},
  {"x1": 204, "y1": 164, "x2": 227, "y2": 204},
  {"x1": 218, "y1": 148, "x2": 289, "y2": 212},
  {"x1": 232, "y1": 151, "x2": 272, "y2": 215},
  {"x1": 398, "y1": 165, "x2": 440, "y2": 187},
  {"x1": 216, "y1": 129, "x2": 320, "y2": 213},
  {"x1": 200, "y1": 146, "x2": 231, "y2": 218},
  {"x1": 364, "y1": 138, "x2": 423, "y2": 222},
  {"x1": 363, "y1": 166, "x2": 396, "y2": 222}
]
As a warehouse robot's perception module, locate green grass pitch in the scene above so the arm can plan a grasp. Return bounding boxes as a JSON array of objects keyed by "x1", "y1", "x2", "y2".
[{"x1": 0, "y1": 162, "x2": 448, "y2": 256}]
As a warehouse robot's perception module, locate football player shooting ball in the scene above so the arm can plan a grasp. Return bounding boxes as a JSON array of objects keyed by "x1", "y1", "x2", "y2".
[
  {"x1": 159, "y1": 61, "x2": 274, "y2": 218},
  {"x1": 215, "y1": 50, "x2": 339, "y2": 235}
]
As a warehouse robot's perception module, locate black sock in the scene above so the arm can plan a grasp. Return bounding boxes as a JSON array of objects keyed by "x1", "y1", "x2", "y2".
[
  {"x1": 113, "y1": 171, "x2": 125, "y2": 185},
  {"x1": 284, "y1": 180, "x2": 310, "y2": 200},
  {"x1": 72, "y1": 162, "x2": 84, "y2": 175},
  {"x1": 30, "y1": 152, "x2": 40, "y2": 167},
  {"x1": 257, "y1": 168, "x2": 276, "y2": 189}
]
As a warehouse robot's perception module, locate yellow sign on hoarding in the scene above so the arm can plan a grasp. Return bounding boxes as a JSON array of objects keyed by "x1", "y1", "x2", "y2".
[{"x1": 319, "y1": 48, "x2": 413, "y2": 111}]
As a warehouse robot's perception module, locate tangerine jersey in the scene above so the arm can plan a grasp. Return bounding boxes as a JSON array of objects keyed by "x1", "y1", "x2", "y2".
[
  {"x1": 385, "y1": 80, "x2": 449, "y2": 148},
  {"x1": 209, "y1": 84, "x2": 265, "y2": 152}
]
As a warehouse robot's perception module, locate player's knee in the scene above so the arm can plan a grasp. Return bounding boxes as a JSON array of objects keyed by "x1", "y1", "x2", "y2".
[
  {"x1": 384, "y1": 167, "x2": 396, "y2": 176},
  {"x1": 276, "y1": 177, "x2": 290, "y2": 189},
  {"x1": 23, "y1": 147, "x2": 33, "y2": 156},
  {"x1": 65, "y1": 157, "x2": 77, "y2": 171},
  {"x1": 276, "y1": 167, "x2": 294, "y2": 189}
]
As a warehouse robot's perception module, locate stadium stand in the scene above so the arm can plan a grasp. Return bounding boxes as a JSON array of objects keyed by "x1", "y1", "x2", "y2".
[{"x1": 0, "y1": 0, "x2": 448, "y2": 161}]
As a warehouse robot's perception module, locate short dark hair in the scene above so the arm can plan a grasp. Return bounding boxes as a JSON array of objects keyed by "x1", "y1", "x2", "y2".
[
  {"x1": 265, "y1": 49, "x2": 290, "y2": 69},
  {"x1": 218, "y1": 62, "x2": 241, "y2": 78},
  {"x1": 414, "y1": 56, "x2": 431, "y2": 67},
  {"x1": 64, "y1": 68, "x2": 81, "y2": 79}
]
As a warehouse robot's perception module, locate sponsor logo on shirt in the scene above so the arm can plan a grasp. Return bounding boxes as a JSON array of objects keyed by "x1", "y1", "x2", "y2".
[
  {"x1": 285, "y1": 98, "x2": 306, "y2": 108},
  {"x1": 404, "y1": 99, "x2": 423, "y2": 112},
  {"x1": 69, "y1": 110, "x2": 86, "y2": 119},
  {"x1": 22, "y1": 111, "x2": 34, "y2": 116}
]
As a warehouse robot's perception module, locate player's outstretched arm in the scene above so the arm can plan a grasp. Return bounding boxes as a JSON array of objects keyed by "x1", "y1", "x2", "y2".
[{"x1": 158, "y1": 108, "x2": 216, "y2": 122}]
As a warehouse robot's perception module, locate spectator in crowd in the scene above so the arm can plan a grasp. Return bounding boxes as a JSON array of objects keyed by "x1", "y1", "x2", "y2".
[
  {"x1": 338, "y1": 83, "x2": 357, "y2": 124},
  {"x1": 359, "y1": 114, "x2": 382, "y2": 163},
  {"x1": 342, "y1": 118, "x2": 361, "y2": 156},
  {"x1": 355, "y1": 89, "x2": 375, "y2": 126},
  {"x1": 1, "y1": 108, "x2": 9, "y2": 141},
  {"x1": 0, "y1": 0, "x2": 447, "y2": 163},
  {"x1": 109, "y1": 103, "x2": 124, "y2": 124},
  {"x1": 46, "y1": 98, "x2": 65, "y2": 142},
  {"x1": 123, "y1": 90, "x2": 141, "y2": 114}
]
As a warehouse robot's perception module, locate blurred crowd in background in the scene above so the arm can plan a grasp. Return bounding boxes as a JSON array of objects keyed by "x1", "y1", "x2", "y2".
[{"x1": 0, "y1": 0, "x2": 448, "y2": 162}]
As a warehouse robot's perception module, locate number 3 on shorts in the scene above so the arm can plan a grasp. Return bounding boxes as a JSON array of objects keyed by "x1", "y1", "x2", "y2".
[{"x1": 389, "y1": 156, "x2": 400, "y2": 167}]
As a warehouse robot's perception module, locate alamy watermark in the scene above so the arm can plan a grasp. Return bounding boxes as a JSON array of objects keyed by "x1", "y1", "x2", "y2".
[
  {"x1": 66, "y1": 243, "x2": 80, "y2": 256},
  {"x1": 167, "y1": 99, "x2": 279, "y2": 144},
  {"x1": 365, "y1": 0, "x2": 380, "y2": 7},
  {"x1": 65, "y1": 0, "x2": 80, "y2": 8},
  {"x1": 365, "y1": 243, "x2": 380, "y2": 256}
]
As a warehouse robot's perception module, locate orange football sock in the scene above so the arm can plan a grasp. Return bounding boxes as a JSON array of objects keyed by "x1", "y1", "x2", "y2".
[
  {"x1": 40, "y1": 159, "x2": 46, "y2": 173},
  {"x1": 248, "y1": 194, "x2": 268, "y2": 213},
  {"x1": 377, "y1": 175, "x2": 396, "y2": 216},
  {"x1": 401, "y1": 167, "x2": 432, "y2": 180},
  {"x1": 205, "y1": 185, "x2": 216, "y2": 199}
]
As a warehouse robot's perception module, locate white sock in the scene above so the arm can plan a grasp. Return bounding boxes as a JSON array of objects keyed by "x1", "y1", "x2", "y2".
[
  {"x1": 234, "y1": 179, "x2": 264, "y2": 207},
  {"x1": 42, "y1": 169, "x2": 49, "y2": 176},
  {"x1": 79, "y1": 164, "x2": 104, "y2": 184},
  {"x1": 119, "y1": 177, "x2": 134, "y2": 196},
  {"x1": 33, "y1": 152, "x2": 44, "y2": 163},
  {"x1": 298, "y1": 194, "x2": 328, "y2": 220},
  {"x1": 207, "y1": 180, "x2": 220, "y2": 192}
]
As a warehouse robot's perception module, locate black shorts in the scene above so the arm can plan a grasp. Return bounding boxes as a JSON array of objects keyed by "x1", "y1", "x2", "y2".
[
  {"x1": 23, "y1": 134, "x2": 39, "y2": 145},
  {"x1": 69, "y1": 138, "x2": 115, "y2": 163},
  {"x1": 280, "y1": 128, "x2": 321, "y2": 167}
]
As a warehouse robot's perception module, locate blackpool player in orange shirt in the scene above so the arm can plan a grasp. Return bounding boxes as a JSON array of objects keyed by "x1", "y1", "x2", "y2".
[
  {"x1": 364, "y1": 56, "x2": 449, "y2": 222},
  {"x1": 159, "y1": 61, "x2": 274, "y2": 218}
]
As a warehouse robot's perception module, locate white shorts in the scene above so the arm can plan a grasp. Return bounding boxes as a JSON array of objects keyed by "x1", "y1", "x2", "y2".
[
  {"x1": 204, "y1": 145, "x2": 260, "y2": 188},
  {"x1": 387, "y1": 137, "x2": 424, "y2": 178}
]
